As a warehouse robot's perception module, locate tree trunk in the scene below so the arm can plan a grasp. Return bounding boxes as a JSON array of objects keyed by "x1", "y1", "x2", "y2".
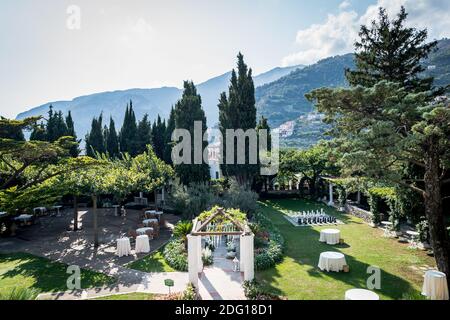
[
  {"x1": 92, "y1": 195, "x2": 99, "y2": 248},
  {"x1": 73, "y1": 195, "x2": 78, "y2": 231},
  {"x1": 424, "y1": 142, "x2": 450, "y2": 288}
]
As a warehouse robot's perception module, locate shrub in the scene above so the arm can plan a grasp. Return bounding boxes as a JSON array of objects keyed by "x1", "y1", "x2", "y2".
[
  {"x1": 182, "y1": 283, "x2": 198, "y2": 300},
  {"x1": 163, "y1": 239, "x2": 188, "y2": 271},
  {"x1": 173, "y1": 221, "x2": 193, "y2": 247},
  {"x1": 169, "y1": 181, "x2": 217, "y2": 218},
  {"x1": 252, "y1": 213, "x2": 284, "y2": 270},
  {"x1": 222, "y1": 179, "x2": 259, "y2": 215},
  {"x1": 242, "y1": 280, "x2": 284, "y2": 300},
  {"x1": 0, "y1": 287, "x2": 39, "y2": 300}
]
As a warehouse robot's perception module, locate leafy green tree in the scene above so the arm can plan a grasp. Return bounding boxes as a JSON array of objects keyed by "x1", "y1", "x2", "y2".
[
  {"x1": 345, "y1": 6, "x2": 438, "y2": 94},
  {"x1": 307, "y1": 82, "x2": 450, "y2": 286},
  {"x1": 105, "y1": 117, "x2": 119, "y2": 158},
  {"x1": 119, "y1": 101, "x2": 138, "y2": 156},
  {"x1": 280, "y1": 144, "x2": 337, "y2": 198},
  {"x1": 173, "y1": 81, "x2": 210, "y2": 185},
  {"x1": 136, "y1": 114, "x2": 153, "y2": 155},
  {"x1": 85, "y1": 114, "x2": 106, "y2": 157},
  {"x1": 219, "y1": 53, "x2": 258, "y2": 186}
]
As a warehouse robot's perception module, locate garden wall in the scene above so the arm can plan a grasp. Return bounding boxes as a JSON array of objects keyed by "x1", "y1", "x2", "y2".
[{"x1": 344, "y1": 203, "x2": 373, "y2": 223}]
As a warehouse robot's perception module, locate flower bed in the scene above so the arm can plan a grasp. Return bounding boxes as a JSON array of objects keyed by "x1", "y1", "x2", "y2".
[
  {"x1": 252, "y1": 213, "x2": 284, "y2": 270},
  {"x1": 163, "y1": 239, "x2": 188, "y2": 271}
]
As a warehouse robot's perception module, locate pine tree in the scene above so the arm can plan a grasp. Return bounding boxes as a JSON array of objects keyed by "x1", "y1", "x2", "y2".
[
  {"x1": 30, "y1": 122, "x2": 47, "y2": 141},
  {"x1": 119, "y1": 101, "x2": 138, "y2": 156},
  {"x1": 173, "y1": 81, "x2": 210, "y2": 185},
  {"x1": 106, "y1": 117, "x2": 119, "y2": 158},
  {"x1": 65, "y1": 111, "x2": 80, "y2": 157},
  {"x1": 218, "y1": 52, "x2": 258, "y2": 186},
  {"x1": 136, "y1": 114, "x2": 153, "y2": 155},
  {"x1": 85, "y1": 114, "x2": 106, "y2": 157},
  {"x1": 0, "y1": 117, "x2": 25, "y2": 141},
  {"x1": 345, "y1": 6, "x2": 438, "y2": 93},
  {"x1": 163, "y1": 106, "x2": 176, "y2": 165}
]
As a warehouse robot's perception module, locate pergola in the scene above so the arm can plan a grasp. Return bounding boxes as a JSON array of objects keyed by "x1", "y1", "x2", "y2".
[{"x1": 187, "y1": 207, "x2": 254, "y2": 288}]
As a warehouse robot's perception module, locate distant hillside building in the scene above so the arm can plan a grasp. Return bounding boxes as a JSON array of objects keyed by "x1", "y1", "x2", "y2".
[{"x1": 207, "y1": 128, "x2": 222, "y2": 179}]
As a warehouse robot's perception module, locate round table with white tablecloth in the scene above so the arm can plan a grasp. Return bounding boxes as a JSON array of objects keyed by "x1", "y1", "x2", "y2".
[
  {"x1": 116, "y1": 238, "x2": 131, "y2": 257},
  {"x1": 345, "y1": 289, "x2": 380, "y2": 300},
  {"x1": 143, "y1": 218, "x2": 159, "y2": 227},
  {"x1": 136, "y1": 227, "x2": 154, "y2": 236},
  {"x1": 318, "y1": 251, "x2": 347, "y2": 272},
  {"x1": 422, "y1": 270, "x2": 449, "y2": 300},
  {"x1": 319, "y1": 229, "x2": 341, "y2": 245},
  {"x1": 135, "y1": 235, "x2": 150, "y2": 254},
  {"x1": 14, "y1": 214, "x2": 34, "y2": 223}
]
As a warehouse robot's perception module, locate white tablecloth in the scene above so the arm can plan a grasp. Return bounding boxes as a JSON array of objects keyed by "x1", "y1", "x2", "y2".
[
  {"x1": 137, "y1": 227, "x2": 153, "y2": 236},
  {"x1": 116, "y1": 238, "x2": 131, "y2": 257},
  {"x1": 422, "y1": 270, "x2": 449, "y2": 300},
  {"x1": 318, "y1": 251, "x2": 347, "y2": 272},
  {"x1": 135, "y1": 235, "x2": 150, "y2": 254},
  {"x1": 143, "y1": 219, "x2": 158, "y2": 226},
  {"x1": 319, "y1": 229, "x2": 341, "y2": 245},
  {"x1": 14, "y1": 214, "x2": 33, "y2": 221},
  {"x1": 345, "y1": 289, "x2": 380, "y2": 300}
]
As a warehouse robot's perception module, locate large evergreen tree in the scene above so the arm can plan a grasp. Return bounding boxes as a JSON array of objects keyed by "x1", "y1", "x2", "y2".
[
  {"x1": 345, "y1": 6, "x2": 438, "y2": 94},
  {"x1": 85, "y1": 114, "x2": 106, "y2": 157},
  {"x1": 106, "y1": 117, "x2": 119, "y2": 158},
  {"x1": 173, "y1": 81, "x2": 210, "y2": 185},
  {"x1": 219, "y1": 53, "x2": 258, "y2": 186},
  {"x1": 136, "y1": 114, "x2": 153, "y2": 155},
  {"x1": 119, "y1": 101, "x2": 138, "y2": 156},
  {"x1": 0, "y1": 117, "x2": 25, "y2": 141}
]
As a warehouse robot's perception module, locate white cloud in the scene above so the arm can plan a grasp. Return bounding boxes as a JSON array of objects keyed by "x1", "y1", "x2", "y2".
[
  {"x1": 131, "y1": 18, "x2": 154, "y2": 34},
  {"x1": 282, "y1": 0, "x2": 450, "y2": 66},
  {"x1": 339, "y1": 1, "x2": 351, "y2": 10},
  {"x1": 282, "y1": 11, "x2": 358, "y2": 66}
]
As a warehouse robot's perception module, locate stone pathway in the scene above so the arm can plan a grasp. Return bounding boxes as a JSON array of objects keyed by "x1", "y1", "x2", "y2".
[{"x1": 198, "y1": 244, "x2": 246, "y2": 300}]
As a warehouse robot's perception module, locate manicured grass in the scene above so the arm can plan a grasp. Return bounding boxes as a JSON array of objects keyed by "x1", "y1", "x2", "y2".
[
  {"x1": 0, "y1": 252, "x2": 114, "y2": 299},
  {"x1": 128, "y1": 250, "x2": 176, "y2": 273},
  {"x1": 256, "y1": 199, "x2": 435, "y2": 300},
  {"x1": 93, "y1": 292, "x2": 157, "y2": 300}
]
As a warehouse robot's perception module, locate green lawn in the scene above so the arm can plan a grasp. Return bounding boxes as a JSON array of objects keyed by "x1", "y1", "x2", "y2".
[
  {"x1": 92, "y1": 292, "x2": 157, "y2": 300},
  {"x1": 0, "y1": 252, "x2": 114, "y2": 299},
  {"x1": 128, "y1": 249, "x2": 176, "y2": 272},
  {"x1": 256, "y1": 199, "x2": 435, "y2": 300}
]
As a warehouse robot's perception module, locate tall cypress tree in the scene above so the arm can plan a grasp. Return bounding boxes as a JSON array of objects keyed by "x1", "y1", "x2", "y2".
[
  {"x1": 106, "y1": 117, "x2": 119, "y2": 158},
  {"x1": 85, "y1": 114, "x2": 106, "y2": 157},
  {"x1": 163, "y1": 106, "x2": 176, "y2": 165},
  {"x1": 152, "y1": 115, "x2": 166, "y2": 160},
  {"x1": 119, "y1": 101, "x2": 138, "y2": 156},
  {"x1": 65, "y1": 111, "x2": 80, "y2": 157},
  {"x1": 345, "y1": 6, "x2": 438, "y2": 94},
  {"x1": 173, "y1": 81, "x2": 210, "y2": 185},
  {"x1": 218, "y1": 52, "x2": 258, "y2": 186},
  {"x1": 136, "y1": 114, "x2": 153, "y2": 155}
]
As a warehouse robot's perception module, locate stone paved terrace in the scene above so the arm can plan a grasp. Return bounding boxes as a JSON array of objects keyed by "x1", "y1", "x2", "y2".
[{"x1": 0, "y1": 208, "x2": 180, "y2": 283}]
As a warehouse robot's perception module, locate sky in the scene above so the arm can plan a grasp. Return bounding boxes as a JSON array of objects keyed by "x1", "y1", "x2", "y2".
[{"x1": 1, "y1": 0, "x2": 449, "y2": 119}]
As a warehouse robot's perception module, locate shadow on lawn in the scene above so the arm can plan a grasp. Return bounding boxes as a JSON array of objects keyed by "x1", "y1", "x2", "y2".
[
  {"x1": 0, "y1": 252, "x2": 112, "y2": 294},
  {"x1": 257, "y1": 199, "x2": 417, "y2": 300}
]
